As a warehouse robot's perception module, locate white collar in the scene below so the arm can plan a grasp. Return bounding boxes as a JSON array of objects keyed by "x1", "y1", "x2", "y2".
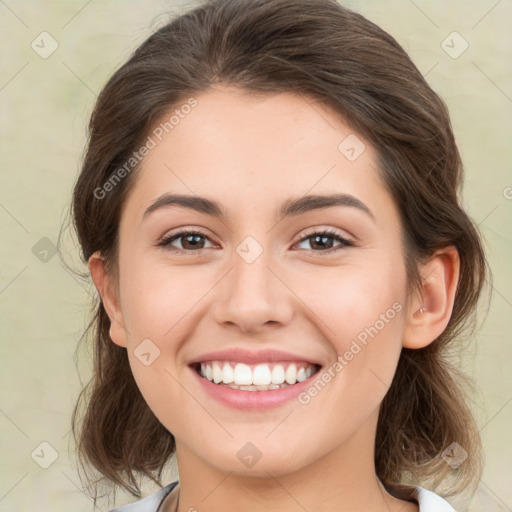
[
  {"x1": 415, "y1": 486, "x2": 456, "y2": 511},
  {"x1": 107, "y1": 481, "x2": 457, "y2": 511}
]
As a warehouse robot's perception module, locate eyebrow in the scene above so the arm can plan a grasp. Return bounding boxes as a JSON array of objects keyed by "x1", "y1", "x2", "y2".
[{"x1": 142, "y1": 192, "x2": 375, "y2": 222}]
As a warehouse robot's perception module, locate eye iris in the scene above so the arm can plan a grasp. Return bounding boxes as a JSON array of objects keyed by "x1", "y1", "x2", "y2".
[
  {"x1": 310, "y1": 234, "x2": 334, "y2": 250},
  {"x1": 181, "y1": 234, "x2": 204, "y2": 250}
]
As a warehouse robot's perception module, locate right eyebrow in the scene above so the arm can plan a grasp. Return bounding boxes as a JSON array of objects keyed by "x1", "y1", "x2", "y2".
[{"x1": 143, "y1": 194, "x2": 225, "y2": 220}]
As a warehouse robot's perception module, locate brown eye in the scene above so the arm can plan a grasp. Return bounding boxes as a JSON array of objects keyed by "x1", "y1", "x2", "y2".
[
  {"x1": 295, "y1": 229, "x2": 354, "y2": 252},
  {"x1": 158, "y1": 230, "x2": 214, "y2": 252},
  {"x1": 157, "y1": 228, "x2": 354, "y2": 255}
]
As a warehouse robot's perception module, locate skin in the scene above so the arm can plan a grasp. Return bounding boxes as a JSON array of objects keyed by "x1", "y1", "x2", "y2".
[{"x1": 89, "y1": 84, "x2": 460, "y2": 512}]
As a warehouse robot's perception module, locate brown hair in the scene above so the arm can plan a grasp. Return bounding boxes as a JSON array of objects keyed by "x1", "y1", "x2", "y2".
[{"x1": 68, "y1": 0, "x2": 490, "y2": 504}]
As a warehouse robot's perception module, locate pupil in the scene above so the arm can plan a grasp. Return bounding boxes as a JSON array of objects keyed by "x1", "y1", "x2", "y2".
[
  {"x1": 184, "y1": 234, "x2": 203, "y2": 249},
  {"x1": 312, "y1": 235, "x2": 333, "y2": 250}
]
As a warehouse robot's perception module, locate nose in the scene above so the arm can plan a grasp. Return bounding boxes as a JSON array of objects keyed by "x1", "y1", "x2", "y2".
[{"x1": 211, "y1": 246, "x2": 294, "y2": 335}]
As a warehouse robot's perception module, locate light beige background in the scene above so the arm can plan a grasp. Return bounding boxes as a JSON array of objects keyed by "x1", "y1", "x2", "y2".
[{"x1": 0, "y1": 1, "x2": 510, "y2": 511}]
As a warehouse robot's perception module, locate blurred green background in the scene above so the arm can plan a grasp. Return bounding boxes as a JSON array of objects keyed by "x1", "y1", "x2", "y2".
[{"x1": 0, "y1": 1, "x2": 510, "y2": 510}]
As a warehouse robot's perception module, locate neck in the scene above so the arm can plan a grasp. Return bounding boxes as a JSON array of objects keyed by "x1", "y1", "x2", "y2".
[{"x1": 169, "y1": 411, "x2": 417, "y2": 512}]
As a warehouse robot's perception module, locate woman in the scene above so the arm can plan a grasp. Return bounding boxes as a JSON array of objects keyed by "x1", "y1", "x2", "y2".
[{"x1": 70, "y1": 0, "x2": 489, "y2": 510}]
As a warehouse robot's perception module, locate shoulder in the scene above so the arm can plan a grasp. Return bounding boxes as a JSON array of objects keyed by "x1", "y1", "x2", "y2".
[
  {"x1": 106, "y1": 481, "x2": 179, "y2": 512},
  {"x1": 415, "y1": 486, "x2": 457, "y2": 512}
]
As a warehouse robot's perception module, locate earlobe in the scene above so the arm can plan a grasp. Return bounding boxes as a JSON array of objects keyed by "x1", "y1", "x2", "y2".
[
  {"x1": 88, "y1": 251, "x2": 128, "y2": 348},
  {"x1": 402, "y1": 246, "x2": 460, "y2": 349}
]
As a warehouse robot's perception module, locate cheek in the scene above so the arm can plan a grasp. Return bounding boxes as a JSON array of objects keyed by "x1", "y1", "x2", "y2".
[
  {"x1": 120, "y1": 258, "x2": 215, "y2": 339},
  {"x1": 291, "y1": 258, "x2": 406, "y2": 346},
  {"x1": 291, "y1": 260, "x2": 406, "y2": 409}
]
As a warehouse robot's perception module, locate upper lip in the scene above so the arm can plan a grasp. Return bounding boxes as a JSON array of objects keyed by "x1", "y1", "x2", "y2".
[{"x1": 189, "y1": 348, "x2": 322, "y2": 366}]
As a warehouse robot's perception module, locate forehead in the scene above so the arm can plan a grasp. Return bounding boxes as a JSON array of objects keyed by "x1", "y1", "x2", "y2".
[{"x1": 122, "y1": 85, "x2": 396, "y2": 225}]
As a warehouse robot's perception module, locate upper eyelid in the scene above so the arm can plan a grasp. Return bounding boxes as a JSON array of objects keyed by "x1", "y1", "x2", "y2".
[
  {"x1": 298, "y1": 226, "x2": 353, "y2": 240},
  {"x1": 160, "y1": 227, "x2": 218, "y2": 244}
]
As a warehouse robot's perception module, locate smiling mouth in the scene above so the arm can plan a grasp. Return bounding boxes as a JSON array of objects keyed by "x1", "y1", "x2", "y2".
[{"x1": 191, "y1": 361, "x2": 321, "y2": 391}]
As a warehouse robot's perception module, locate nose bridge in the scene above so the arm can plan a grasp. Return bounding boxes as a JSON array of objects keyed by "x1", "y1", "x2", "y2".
[
  {"x1": 212, "y1": 235, "x2": 292, "y2": 332},
  {"x1": 233, "y1": 240, "x2": 272, "y2": 297}
]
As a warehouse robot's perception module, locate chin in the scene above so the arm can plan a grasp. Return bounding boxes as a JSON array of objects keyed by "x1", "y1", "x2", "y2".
[{"x1": 202, "y1": 443, "x2": 309, "y2": 478}]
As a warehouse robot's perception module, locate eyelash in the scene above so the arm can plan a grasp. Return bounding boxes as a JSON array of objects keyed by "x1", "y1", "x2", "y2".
[{"x1": 157, "y1": 228, "x2": 355, "y2": 255}]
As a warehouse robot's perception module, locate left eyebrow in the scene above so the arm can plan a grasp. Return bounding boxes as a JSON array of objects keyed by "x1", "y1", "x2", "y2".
[
  {"x1": 279, "y1": 193, "x2": 375, "y2": 222},
  {"x1": 142, "y1": 192, "x2": 375, "y2": 222}
]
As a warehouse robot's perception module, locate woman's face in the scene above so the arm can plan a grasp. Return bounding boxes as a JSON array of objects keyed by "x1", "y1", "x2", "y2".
[{"x1": 104, "y1": 85, "x2": 413, "y2": 476}]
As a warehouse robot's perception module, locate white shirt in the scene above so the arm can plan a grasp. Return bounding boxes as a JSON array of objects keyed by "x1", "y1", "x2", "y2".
[{"x1": 107, "y1": 480, "x2": 456, "y2": 511}]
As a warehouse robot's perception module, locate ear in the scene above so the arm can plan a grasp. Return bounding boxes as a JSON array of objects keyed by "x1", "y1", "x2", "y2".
[
  {"x1": 88, "y1": 251, "x2": 128, "y2": 348},
  {"x1": 402, "y1": 246, "x2": 460, "y2": 349}
]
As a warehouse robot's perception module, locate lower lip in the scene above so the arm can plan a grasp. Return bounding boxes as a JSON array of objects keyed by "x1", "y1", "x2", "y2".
[{"x1": 189, "y1": 365, "x2": 320, "y2": 411}]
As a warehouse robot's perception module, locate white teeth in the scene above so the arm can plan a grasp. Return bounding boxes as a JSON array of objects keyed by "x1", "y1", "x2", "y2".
[
  {"x1": 252, "y1": 364, "x2": 272, "y2": 386},
  {"x1": 226, "y1": 383, "x2": 289, "y2": 391},
  {"x1": 296, "y1": 367, "x2": 307, "y2": 382},
  {"x1": 212, "y1": 361, "x2": 223, "y2": 384},
  {"x1": 271, "y1": 365, "x2": 285, "y2": 384},
  {"x1": 285, "y1": 363, "x2": 297, "y2": 384},
  {"x1": 198, "y1": 360, "x2": 317, "y2": 389},
  {"x1": 233, "y1": 363, "x2": 253, "y2": 385},
  {"x1": 222, "y1": 362, "x2": 234, "y2": 384}
]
